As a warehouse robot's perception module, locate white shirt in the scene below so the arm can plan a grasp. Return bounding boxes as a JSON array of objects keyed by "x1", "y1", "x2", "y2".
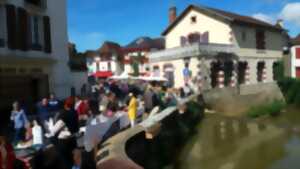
[{"x1": 32, "y1": 125, "x2": 43, "y2": 145}]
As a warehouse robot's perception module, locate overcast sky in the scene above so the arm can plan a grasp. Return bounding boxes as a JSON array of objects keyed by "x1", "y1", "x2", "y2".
[{"x1": 67, "y1": 0, "x2": 300, "y2": 52}]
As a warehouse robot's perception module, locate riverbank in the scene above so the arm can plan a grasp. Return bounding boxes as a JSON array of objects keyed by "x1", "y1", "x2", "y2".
[{"x1": 175, "y1": 106, "x2": 300, "y2": 169}]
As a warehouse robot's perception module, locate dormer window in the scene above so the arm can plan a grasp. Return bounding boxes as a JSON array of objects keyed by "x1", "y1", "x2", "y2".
[{"x1": 191, "y1": 16, "x2": 197, "y2": 24}]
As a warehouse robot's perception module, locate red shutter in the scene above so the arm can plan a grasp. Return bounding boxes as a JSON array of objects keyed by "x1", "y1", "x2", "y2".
[
  {"x1": 296, "y1": 48, "x2": 300, "y2": 59},
  {"x1": 296, "y1": 67, "x2": 300, "y2": 78},
  {"x1": 17, "y1": 7, "x2": 29, "y2": 51},
  {"x1": 6, "y1": 4, "x2": 17, "y2": 50},
  {"x1": 43, "y1": 16, "x2": 52, "y2": 53}
]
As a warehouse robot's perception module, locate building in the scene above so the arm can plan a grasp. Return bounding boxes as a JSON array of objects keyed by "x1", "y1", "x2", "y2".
[
  {"x1": 86, "y1": 41, "x2": 123, "y2": 79},
  {"x1": 149, "y1": 5, "x2": 289, "y2": 88},
  {"x1": 289, "y1": 34, "x2": 300, "y2": 78},
  {"x1": 68, "y1": 42, "x2": 88, "y2": 96},
  {"x1": 0, "y1": 0, "x2": 71, "y2": 112},
  {"x1": 123, "y1": 37, "x2": 165, "y2": 76}
]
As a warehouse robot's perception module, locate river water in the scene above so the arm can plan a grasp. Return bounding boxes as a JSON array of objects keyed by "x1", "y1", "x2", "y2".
[{"x1": 176, "y1": 107, "x2": 300, "y2": 169}]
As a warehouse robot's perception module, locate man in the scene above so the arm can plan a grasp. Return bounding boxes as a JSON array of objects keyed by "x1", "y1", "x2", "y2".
[
  {"x1": 128, "y1": 93, "x2": 137, "y2": 128},
  {"x1": 48, "y1": 93, "x2": 61, "y2": 118},
  {"x1": 143, "y1": 85, "x2": 154, "y2": 114},
  {"x1": 37, "y1": 98, "x2": 50, "y2": 128}
]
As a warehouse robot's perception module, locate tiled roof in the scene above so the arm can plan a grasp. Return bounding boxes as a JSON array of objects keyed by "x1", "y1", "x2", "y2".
[
  {"x1": 291, "y1": 34, "x2": 300, "y2": 46},
  {"x1": 123, "y1": 37, "x2": 165, "y2": 52},
  {"x1": 162, "y1": 4, "x2": 284, "y2": 35}
]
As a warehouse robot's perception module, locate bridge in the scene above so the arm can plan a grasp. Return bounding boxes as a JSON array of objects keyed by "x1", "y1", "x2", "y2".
[
  {"x1": 95, "y1": 94, "x2": 201, "y2": 169},
  {"x1": 94, "y1": 82, "x2": 284, "y2": 169}
]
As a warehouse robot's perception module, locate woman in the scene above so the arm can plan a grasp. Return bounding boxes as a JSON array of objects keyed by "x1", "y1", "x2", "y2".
[
  {"x1": 10, "y1": 101, "x2": 28, "y2": 144},
  {"x1": 128, "y1": 93, "x2": 137, "y2": 128}
]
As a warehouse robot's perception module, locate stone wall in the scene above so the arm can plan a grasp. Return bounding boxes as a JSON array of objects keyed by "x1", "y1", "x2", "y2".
[{"x1": 203, "y1": 82, "x2": 284, "y2": 116}]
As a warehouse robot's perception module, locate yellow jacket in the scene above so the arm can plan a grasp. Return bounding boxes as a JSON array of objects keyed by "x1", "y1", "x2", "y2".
[{"x1": 128, "y1": 97, "x2": 137, "y2": 120}]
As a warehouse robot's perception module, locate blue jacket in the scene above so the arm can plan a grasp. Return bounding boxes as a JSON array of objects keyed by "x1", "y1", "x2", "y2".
[{"x1": 11, "y1": 109, "x2": 28, "y2": 129}]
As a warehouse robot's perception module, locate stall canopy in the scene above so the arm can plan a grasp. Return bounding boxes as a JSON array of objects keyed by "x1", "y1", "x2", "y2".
[
  {"x1": 93, "y1": 71, "x2": 113, "y2": 78},
  {"x1": 109, "y1": 72, "x2": 132, "y2": 80}
]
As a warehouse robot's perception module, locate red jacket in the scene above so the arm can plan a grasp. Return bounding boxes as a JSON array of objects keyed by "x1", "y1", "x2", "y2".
[
  {"x1": 76, "y1": 101, "x2": 89, "y2": 116},
  {"x1": 0, "y1": 144, "x2": 16, "y2": 169}
]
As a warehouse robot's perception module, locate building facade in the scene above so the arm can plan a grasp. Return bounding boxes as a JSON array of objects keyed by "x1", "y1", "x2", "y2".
[
  {"x1": 0, "y1": 0, "x2": 71, "y2": 112},
  {"x1": 86, "y1": 41, "x2": 123, "y2": 78},
  {"x1": 123, "y1": 37, "x2": 165, "y2": 76},
  {"x1": 149, "y1": 5, "x2": 289, "y2": 88},
  {"x1": 289, "y1": 35, "x2": 300, "y2": 78}
]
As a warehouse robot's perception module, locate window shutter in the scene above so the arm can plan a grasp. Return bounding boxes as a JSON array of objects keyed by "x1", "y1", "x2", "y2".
[
  {"x1": 17, "y1": 7, "x2": 29, "y2": 51},
  {"x1": 43, "y1": 16, "x2": 52, "y2": 53},
  {"x1": 6, "y1": 4, "x2": 17, "y2": 49},
  {"x1": 27, "y1": 15, "x2": 32, "y2": 50},
  {"x1": 180, "y1": 36, "x2": 187, "y2": 46},
  {"x1": 201, "y1": 31, "x2": 209, "y2": 44}
]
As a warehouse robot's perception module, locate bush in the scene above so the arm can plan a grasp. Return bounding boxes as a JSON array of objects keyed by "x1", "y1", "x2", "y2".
[
  {"x1": 247, "y1": 100, "x2": 286, "y2": 118},
  {"x1": 277, "y1": 77, "x2": 300, "y2": 107}
]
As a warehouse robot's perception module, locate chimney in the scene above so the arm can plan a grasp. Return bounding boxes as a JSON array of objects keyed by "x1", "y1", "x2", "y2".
[
  {"x1": 169, "y1": 6, "x2": 177, "y2": 24},
  {"x1": 275, "y1": 19, "x2": 284, "y2": 28}
]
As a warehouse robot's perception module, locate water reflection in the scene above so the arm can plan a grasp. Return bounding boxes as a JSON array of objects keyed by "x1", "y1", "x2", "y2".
[{"x1": 177, "y1": 107, "x2": 300, "y2": 169}]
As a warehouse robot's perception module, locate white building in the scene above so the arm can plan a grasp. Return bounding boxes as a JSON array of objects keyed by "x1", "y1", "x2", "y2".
[
  {"x1": 86, "y1": 41, "x2": 123, "y2": 79},
  {"x1": 0, "y1": 0, "x2": 71, "y2": 111},
  {"x1": 149, "y1": 5, "x2": 289, "y2": 88},
  {"x1": 289, "y1": 35, "x2": 300, "y2": 78}
]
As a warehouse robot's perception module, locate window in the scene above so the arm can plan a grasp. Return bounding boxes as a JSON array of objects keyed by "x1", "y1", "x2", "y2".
[
  {"x1": 31, "y1": 16, "x2": 42, "y2": 50},
  {"x1": 188, "y1": 33, "x2": 200, "y2": 44},
  {"x1": 256, "y1": 29, "x2": 266, "y2": 50},
  {"x1": 242, "y1": 31, "x2": 247, "y2": 41},
  {"x1": 0, "y1": 5, "x2": 5, "y2": 47},
  {"x1": 191, "y1": 16, "x2": 197, "y2": 24},
  {"x1": 108, "y1": 61, "x2": 112, "y2": 71}
]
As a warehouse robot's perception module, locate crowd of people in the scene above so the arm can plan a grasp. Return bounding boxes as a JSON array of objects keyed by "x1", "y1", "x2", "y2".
[{"x1": 1, "y1": 78, "x2": 196, "y2": 169}]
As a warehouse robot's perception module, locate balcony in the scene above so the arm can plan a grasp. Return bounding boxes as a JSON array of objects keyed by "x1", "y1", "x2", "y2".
[{"x1": 149, "y1": 43, "x2": 238, "y2": 62}]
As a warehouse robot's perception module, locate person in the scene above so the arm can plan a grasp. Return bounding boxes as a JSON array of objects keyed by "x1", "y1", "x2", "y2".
[
  {"x1": 0, "y1": 130, "x2": 16, "y2": 169},
  {"x1": 72, "y1": 149, "x2": 81, "y2": 169},
  {"x1": 48, "y1": 93, "x2": 61, "y2": 118},
  {"x1": 37, "y1": 98, "x2": 50, "y2": 128},
  {"x1": 128, "y1": 93, "x2": 137, "y2": 128},
  {"x1": 10, "y1": 101, "x2": 29, "y2": 144},
  {"x1": 143, "y1": 85, "x2": 154, "y2": 114},
  {"x1": 75, "y1": 98, "x2": 90, "y2": 122},
  {"x1": 32, "y1": 120, "x2": 43, "y2": 147}
]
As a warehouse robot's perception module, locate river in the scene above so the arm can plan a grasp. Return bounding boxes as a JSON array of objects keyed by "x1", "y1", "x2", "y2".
[{"x1": 176, "y1": 107, "x2": 300, "y2": 169}]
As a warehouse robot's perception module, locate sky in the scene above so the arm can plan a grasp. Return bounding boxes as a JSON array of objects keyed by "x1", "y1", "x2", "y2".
[{"x1": 67, "y1": 0, "x2": 300, "y2": 52}]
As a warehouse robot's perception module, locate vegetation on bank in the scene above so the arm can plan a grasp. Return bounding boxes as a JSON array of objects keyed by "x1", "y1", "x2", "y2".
[
  {"x1": 278, "y1": 78, "x2": 300, "y2": 106},
  {"x1": 126, "y1": 100, "x2": 204, "y2": 169},
  {"x1": 247, "y1": 60, "x2": 299, "y2": 118},
  {"x1": 247, "y1": 100, "x2": 286, "y2": 118}
]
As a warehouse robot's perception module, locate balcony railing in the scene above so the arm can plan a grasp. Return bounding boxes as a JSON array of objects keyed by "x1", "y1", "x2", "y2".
[{"x1": 149, "y1": 43, "x2": 238, "y2": 62}]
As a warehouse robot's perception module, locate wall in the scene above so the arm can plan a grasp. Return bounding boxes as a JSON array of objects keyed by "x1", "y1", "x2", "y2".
[
  {"x1": 0, "y1": 0, "x2": 72, "y2": 99},
  {"x1": 203, "y1": 82, "x2": 284, "y2": 116},
  {"x1": 70, "y1": 71, "x2": 88, "y2": 95},
  {"x1": 232, "y1": 25, "x2": 286, "y2": 59},
  {"x1": 47, "y1": 0, "x2": 71, "y2": 98},
  {"x1": 165, "y1": 9, "x2": 232, "y2": 49}
]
